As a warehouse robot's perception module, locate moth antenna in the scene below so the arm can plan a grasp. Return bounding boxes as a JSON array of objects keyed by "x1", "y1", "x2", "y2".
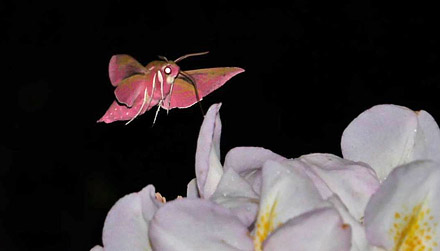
[
  {"x1": 174, "y1": 51, "x2": 209, "y2": 63},
  {"x1": 158, "y1": 55, "x2": 168, "y2": 61},
  {"x1": 179, "y1": 71, "x2": 205, "y2": 116}
]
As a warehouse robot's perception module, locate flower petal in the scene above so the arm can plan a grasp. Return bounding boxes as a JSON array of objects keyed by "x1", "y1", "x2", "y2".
[
  {"x1": 412, "y1": 110, "x2": 440, "y2": 163},
  {"x1": 90, "y1": 245, "x2": 103, "y2": 251},
  {"x1": 139, "y1": 185, "x2": 163, "y2": 222},
  {"x1": 195, "y1": 103, "x2": 223, "y2": 199},
  {"x1": 223, "y1": 147, "x2": 286, "y2": 194},
  {"x1": 254, "y1": 160, "x2": 327, "y2": 250},
  {"x1": 186, "y1": 178, "x2": 199, "y2": 198},
  {"x1": 149, "y1": 198, "x2": 253, "y2": 251},
  {"x1": 327, "y1": 195, "x2": 371, "y2": 251},
  {"x1": 341, "y1": 104, "x2": 440, "y2": 180},
  {"x1": 210, "y1": 167, "x2": 259, "y2": 226},
  {"x1": 101, "y1": 185, "x2": 162, "y2": 251},
  {"x1": 263, "y1": 207, "x2": 352, "y2": 251},
  {"x1": 365, "y1": 160, "x2": 440, "y2": 250},
  {"x1": 292, "y1": 153, "x2": 380, "y2": 220}
]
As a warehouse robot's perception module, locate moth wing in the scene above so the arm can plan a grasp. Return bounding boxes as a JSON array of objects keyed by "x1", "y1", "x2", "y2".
[
  {"x1": 97, "y1": 100, "x2": 135, "y2": 123},
  {"x1": 114, "y1": 74, "x2": 148, "y2": 107},
  {"x1": 109, "y1": 54, "x2": 145, "y2": 86},
  {"x1": 97, "y1": 98, "x2": 152, "y2": 124},
  {"x1": 162, "y1": 67, "x2": 244, "y2": 109}
]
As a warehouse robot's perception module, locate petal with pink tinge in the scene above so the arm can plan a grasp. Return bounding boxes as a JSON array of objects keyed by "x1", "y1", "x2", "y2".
[
  {"x1": 289, "y1": 153, "x2": 380, "y2": 220},
  {"x1": 341, "y1": 104, "x2": 440, "y2": 180},
  {"x1": 263, "y1": 207, "x2": 352, "y2": 251},
  {"x1": 253, "y1": 160, "x2": 328, "y2": 250},
  {"x1": 365, "y1": 160, "x2": 440, "y2": 250},
  {"x1": 195, "y1": 103, "x2": 223, "y2": 199},
  {"x1": 223, "y1": 147, "x2": 286, "y2": 195},
  {"x1": 99, "y1": 185, "x2": 162, "y2": 251},
  {"x1": 210, "y1": 167, "x2": 259, "y2": 227},
  {"x1": 149, "y1": 198, "x2": 253, "y2": 251}
]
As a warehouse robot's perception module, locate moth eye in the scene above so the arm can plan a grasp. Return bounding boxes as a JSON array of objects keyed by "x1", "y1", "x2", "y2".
[{"x1": 164, "y1": 66, "x2": 172, "y2": 75}]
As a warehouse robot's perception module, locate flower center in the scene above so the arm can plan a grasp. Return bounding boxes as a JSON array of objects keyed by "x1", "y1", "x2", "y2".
[
  {"x1": 390, "y1": 202, "x2": 438, "y2": 250},
  {"x1": 254, "y1": 200, "x2": 282, "y2": 251}
]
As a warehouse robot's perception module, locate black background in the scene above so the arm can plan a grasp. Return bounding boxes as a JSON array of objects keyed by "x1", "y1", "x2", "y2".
[{"x1": 2, "y1": 1, "x2": 440, "y2": 250}]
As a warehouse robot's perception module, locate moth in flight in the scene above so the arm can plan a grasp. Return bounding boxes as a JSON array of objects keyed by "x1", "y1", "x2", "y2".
[{"x1": 97, "y1": 52, "x2": 244, "y2": 125}]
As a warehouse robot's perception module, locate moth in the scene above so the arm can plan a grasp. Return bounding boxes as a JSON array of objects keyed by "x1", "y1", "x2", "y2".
[{"x1": 97, "y1": 52, "x2": 244, "y2": 125}]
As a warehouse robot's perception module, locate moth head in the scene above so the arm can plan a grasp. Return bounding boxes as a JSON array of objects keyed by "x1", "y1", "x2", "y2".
[
  {"x1": 156, "y1": 61, "x2": 180, "y2": 85},
  {"x1": 157, "y1": 52, "x2": 209, "y2": 85},
  {"x1": 162, "y1": 62, "x2": 180, "y2": 85}
]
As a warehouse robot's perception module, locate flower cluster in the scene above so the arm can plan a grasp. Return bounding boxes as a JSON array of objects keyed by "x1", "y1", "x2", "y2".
[{"x1": 91, "y1": 103, "x2": 440, "y2": 251}]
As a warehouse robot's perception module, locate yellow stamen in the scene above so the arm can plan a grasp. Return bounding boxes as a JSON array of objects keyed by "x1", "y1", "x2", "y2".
[
  {"x1": 390, "y1": 202, "x2": 438, "y2": 250},
  {"x1": 254, "y1": 200, "x2": 280, "y2": 251}
]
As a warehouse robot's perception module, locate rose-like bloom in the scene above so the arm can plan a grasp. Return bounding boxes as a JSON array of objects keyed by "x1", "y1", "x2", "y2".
[{"x1": 92, "y1": 103, "x2": 394, "y2": 251}]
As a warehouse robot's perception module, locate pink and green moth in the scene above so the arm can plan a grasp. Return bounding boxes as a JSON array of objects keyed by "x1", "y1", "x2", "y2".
[{"x1": 97, "y1": 52, "x2": 244, "y2": 125}]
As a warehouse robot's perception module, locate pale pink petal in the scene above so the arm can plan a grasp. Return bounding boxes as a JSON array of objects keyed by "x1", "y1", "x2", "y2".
[
  {"x1": 327, "y1": 195, "x2": 371, "y2": 251},
  {"x1": 140, "y1": 185, "x2": 163, "y2": 221},
  {"x1": 254, "y1": 160, "x2": 328, "y2": 250},
  {"x1": 412, "y1": 110, "x2": 440, "y2": 163},
  {"x1": 100, "y1": 185, "x2": 162, "y2": 251},
  {"x1": 186, "y1": 178, "x2": 199, "y2": 198},
  {"x1": 259, "y1": 160, "x2": 325, "y2": 222},
  {"x1": 102, "y1": 194, "x2": 148, "y2": 251},
  {"x1": 210, "y1": 167, "x2": 259, "y2": 226},
  {"x1": 263, "y1": 207, "x2": 352, "y2": 251},
  {"x1": 195, "y1": 103, "x2": 223, "y2": 199},
  {"x1": 365, "y1": 160, "x2": 440, "y2": 250},
  {"x1": 291, "y1": 153, "x2": 380, "y2": 220},
  {"x1": 149, "y1": 198, "x2": 253, "y2": 251},
  {"x1": 223, "y1": 147, "x2": 286, "y2": 194},
  {"x1": 341, "y1": 104, "x2": 440, "y2": 180},
  {"x1": 90, "y1": 245, "x2": 103, "y2": 251}
]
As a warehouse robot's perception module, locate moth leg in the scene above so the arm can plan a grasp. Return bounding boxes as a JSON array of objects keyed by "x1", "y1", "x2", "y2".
[
  {"x1": 152, "y1": 100, "x2": 162, "y2": 126},
  {"x1": 166, "y1": 80, "x2": 175, "y2": 115},
  {"x1": 153, "y1": 70, "x2": 166, "y2": 123},
  {"x1": 145, "y1": 71, "x2": 157, "y2": 112},
  {"x1": 125, "y1": 72, "x2": 157, "y2": 125}
]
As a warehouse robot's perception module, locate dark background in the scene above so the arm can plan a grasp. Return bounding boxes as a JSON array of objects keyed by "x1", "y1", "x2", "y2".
[{"x1": 2, "y1": 1, "x2": 440, "y2": 250}]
